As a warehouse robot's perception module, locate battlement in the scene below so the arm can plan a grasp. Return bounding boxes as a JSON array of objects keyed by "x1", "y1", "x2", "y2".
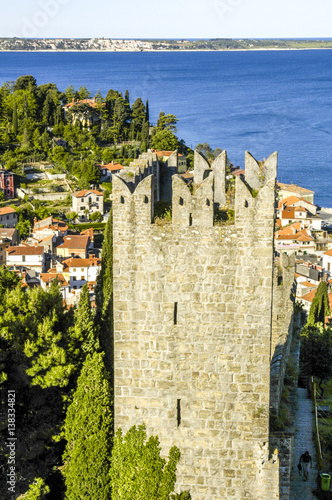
[{"x1": 112, "y1": 150, "x2": 277, "y2": 230}]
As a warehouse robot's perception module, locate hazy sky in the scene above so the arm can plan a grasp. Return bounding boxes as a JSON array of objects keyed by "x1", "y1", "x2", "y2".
[{"x1": 1, "y1": 0, "x2": 332, "y2": 39}]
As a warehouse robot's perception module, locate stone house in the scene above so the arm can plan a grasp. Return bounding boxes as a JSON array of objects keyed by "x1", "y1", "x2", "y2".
[
  {"x1": 72, "y1": 189, "x2": 104, "y2": 220},
  {"x1": 0, "y1": 207, "x2": 18, "y2": 228},
  {"x1": 56, "y1": 235, "x2": 90, "y2": 259},
  {"x1": 6, "y1": 245, "x2": 46, "y2": 273},
  {"x1": 0, "y1": 228, "x2": 19, "y2": 264},
  {"x1": 63, "y1": 98, "x2": 104, "y2": 128}
]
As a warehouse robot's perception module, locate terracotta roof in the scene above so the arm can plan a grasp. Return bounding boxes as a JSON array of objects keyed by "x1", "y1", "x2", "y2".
[
  {"x1": 181, "y1": 171, "x2": 194, "y2": 180},
  {"x1": 0, "y1": 207, "x2": 17, "y2": 216},
  {"x1": 63, "y1": 256, "x2": 101, "y2": 268},
  {"x1": 97, "y1": 162, "x2": 124, "y2": 172},
  {"x1": 57, "y1": 235, "x2": 89, "y2": 250},
  {"x1": 0, "y1": 228, "x2": 17, "y2": 237},
  {"x1": 74, "y1": 189, "x2": 103, "y2": 198},
  {"x1": 63, "y1": 98, "x2": 104, "y2": 109},
  {"x1": 277, "y1": 182, "x2": 314, "y2": 195},
  {"x1": 80, "y1": 228, "x2": 94, "y2": 238},
  {"x1": 324, "y1": 250, "x2": 332, "y2": 256},
  {"x1": 275, "y1": 222, "x2": 302, "y2": 237},
  {"x1": 40, "y1": 273, "x2": 69, "y2": 287},
  {"x1": 34, "y1": 218, "x2": 68, "y2": 234},
  {"x1": 232, "y1": 168, "x2": 245, "y2": 176},
  {"x1": 301, "y1": 282, "x2": 318, "y2": 288},
  {"x1": 6, "y1": 245, "x2": 44, "y2": 256},
  {"x1": 152, "y1": 150, "x2": 183, "y2": 157},
  {"x1": 302, "y1": 290, "x2": 332, "y2": 309},
  {"x1": 275, "y1": 228, "x2": 313, "y2": 242},
  {"x1": 278, "y1": 195, "x2": 316, "y2": 209}
]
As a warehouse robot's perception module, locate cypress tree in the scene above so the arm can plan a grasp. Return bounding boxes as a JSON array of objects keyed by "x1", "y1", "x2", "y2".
[
  {"x1": 307, "y1": 281, "x2": 330, "y2": 325},
  {"x1": 110, "y1": 424, "x2": 181, "y2": 500},
  {"x1": 69, "y1": 283, "x2": 100, "y2": 365},
  {"x1": 62, "y1": 352, "x2": 112, "y2": 499},
  {"x1": 12, "y1": 102, "x2": 18, "y2": 136},
  {"x1": 125, "y1": 89, "x2": 130, "y2": 104},
  {"x1": 145, "y1": 99, "x2": 149, "y2": 123},
  {"x1": 141, "y1": 120, "x2": 150, "y2": 145}
]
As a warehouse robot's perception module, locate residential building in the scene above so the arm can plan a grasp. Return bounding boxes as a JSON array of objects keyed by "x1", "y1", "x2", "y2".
[
  {"x1": 62, "y1": 255, "x2": 101, "y2": 291},
  {"x1": 97, "y1": 161, "x2": 124, "y2": 179},
  {"x1": 323, "y1": 250, "x2": 332, "y2": 276},
  {"x1": 72, "y1": 189, "x2": 104, "y2": 220},
  {"x1": 151, "y1": 149, "x2": 187, "y2": 173},
  {"x1": 276, "y1": 182, "x2": 314, "y2": 203},
  {"x1": 63, "y1": 98, "x2": 104, "y2": 127},
  {"x1": 56, "y1": 235, "x2": 90, "y2": 259},
  {"x1": 6, "y1": 246, "x2": 45, "y2": 273},
  {"x1": 0, "y1": 228, "x2": 19, "y2": 264},
  {"x1": 277, "y1": 205, "x2": 321, "y2": 230},
  {"x1": 275, "y1": 225, "x2": 315, "y2": 255},
  {"x1": 0, "y1": 207, "x2": 18, "y2": 228},
  {"x1": 0, "y1": 170, "x2": 15, "y2": 198}
]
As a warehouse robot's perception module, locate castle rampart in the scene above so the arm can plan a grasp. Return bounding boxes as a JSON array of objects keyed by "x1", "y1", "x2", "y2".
[{"x1": 112, "y1": 151, "x2": 282, "y2": 499}]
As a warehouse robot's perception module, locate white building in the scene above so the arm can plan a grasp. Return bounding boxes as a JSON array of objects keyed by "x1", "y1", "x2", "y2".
[
  {"x1": 62, "y1": 256, "x2": 101, "y2": 291},
  {"x1": 323, "y1": 250, "x2": 332, "y2": 276},
  {"x1": 6, "y1": 245, "x2": 45, "y2": 273},
  {"x1": 72, "y1": 189, "x2": 104, "y2": 221}
]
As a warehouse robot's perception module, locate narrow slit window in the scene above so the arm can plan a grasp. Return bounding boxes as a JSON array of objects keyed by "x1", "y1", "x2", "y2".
[
  {"x1": 120, "y1": 196, "x2": 125, "y2": 204},
  {"x1": 174, "y1": 302, "x2": 178, "y2": 325},
  {"x1": 189, "y1": 213, "x2": 193, "y2": 226},
  {"x1": 177, "y1": 399, "x2": 181, "y2": 426},
  {"x1": 206, "y1": 199, "x2": 210, "y2": 206},
  {"x1": 179, "y1": 197, "x2": 184, "y2": 206},
  {"x1": 144, "y1": 195, "x2": 149, "y2": 204}
]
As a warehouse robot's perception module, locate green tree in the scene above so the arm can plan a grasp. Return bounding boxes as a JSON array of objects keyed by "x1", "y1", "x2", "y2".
[
  {"x1": 12, "y1": 101, "x2": 18, "y2": 136},
  {"x1": 0, "y1": 265, "x2": 20, "y2": 301},
  {"x1": 300, "y1": 324, "x2": 332, "y2": 397},
  {"x1": 20, "y1": 478, "x2": 50, "y2": 499},
  {"x1": 151, "y1": 130, "x2": 178, "y2": 151},
  {"x1": 89, "y1": 210, "x2": 102, "y2": 222},
  {"x1": 110, "y1": 424, "x2": 181, "y2": 500},
  {"x1": 131, "y1": 97, "x2": 146, "y2": 131},
  {"x1": 78, "y1": 85, "x2": 91, "y2": 100},
  {"x1": 62, "y1": 352, "x2": 112, "y2": 499},
  {"x1": 307, "y1": 281, "x2": 330, "y2": 325},
  {"x1": 157, "y1": 112, "x2": 178, "y2": 132},
  {"x1": 69, "y1": 284, "x2": 100, "y2": 365},
  {"x1": 13, "y1": 75, "x2": 37, "y2": 93},
  {"x1": 65, "y1": 85, "x2": 75, "y2": 103}
]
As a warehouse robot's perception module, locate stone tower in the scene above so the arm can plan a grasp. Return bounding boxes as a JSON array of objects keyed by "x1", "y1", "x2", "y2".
[{"x1": 112, "y1": 151, "x2": 280, "y2": 499}]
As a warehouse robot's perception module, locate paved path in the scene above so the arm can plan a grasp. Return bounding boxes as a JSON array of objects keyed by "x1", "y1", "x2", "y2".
[{"x1": 289, "y1": 387, "x2": 319, "y2": 500}]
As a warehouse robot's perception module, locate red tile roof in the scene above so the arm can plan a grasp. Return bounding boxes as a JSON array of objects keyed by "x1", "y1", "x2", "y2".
[
  {"x1": 324, "y1": 250, "x2": 332, "y2": 256},
  {"x1": 57, "y1": 235, "x2": 89, "y2": 250},
  {"x1": 6, "y1": 246, "x2": 44, "y2": 256},
  {"x1": 63, "y1": 256, "x2": 101, "y2": 268},
  {"x1": 277, "y1": 182, "x2": 314, "y2": 195},
  {"x1": 74, "y1": 189, "x2": 103, "y2": 198},
  {"x1": 40, "y1": 273, "x2": 69, "y2": 287},
  {"x1": 97, "y1": 162, "x2": 124, "y2": 172},
  {"x1": 63, "y1": 98, "x2": 104, "y2": 109},
  {"x1": 0, "y1": 207, "x2": 17, "y2": 216}
]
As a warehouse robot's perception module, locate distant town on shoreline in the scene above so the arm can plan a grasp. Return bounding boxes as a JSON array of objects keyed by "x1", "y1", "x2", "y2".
[{"x1": 2, "y1": 37, "x2": 332, "y2": 52}]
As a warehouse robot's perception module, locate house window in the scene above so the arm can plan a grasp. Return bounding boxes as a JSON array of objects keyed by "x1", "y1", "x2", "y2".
[
  {"x1": 81, "y1": 276, "x2": 84, "y2": 280},
  {"x1": 96, "y1": 197, "x2": 99, "y2": 201},
  {"x1": 72, "y1": 277, "x2": 76, "y2": 281},
  {"x1": 73, "y1": 268, "x2": 76, "y2": 272},
  {"x1": 81, "y1": 198, "x2": 84, "y2": 202},
  {"x1": 22, "y1": 256, "x2": 25, "y2": 262},
  {"x1": 6, "y1": 215, "x2": 9, "y2": 220},
  {"x1": 80, "y1": 206, "x2": 85, "y2": 210},
  {"x1": 81, "y1": 268, "x2": 84, "y2": 271}
]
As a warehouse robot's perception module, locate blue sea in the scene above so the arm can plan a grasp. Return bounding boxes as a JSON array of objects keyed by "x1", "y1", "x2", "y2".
[{"x1": 0, "y1": 50, "x2": 331, "y2": 206}]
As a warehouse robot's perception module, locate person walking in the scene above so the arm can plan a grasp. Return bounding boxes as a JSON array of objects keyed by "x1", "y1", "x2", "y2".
[{"x1": 299, "y1": 451, "x2": 312, "y2": 481}]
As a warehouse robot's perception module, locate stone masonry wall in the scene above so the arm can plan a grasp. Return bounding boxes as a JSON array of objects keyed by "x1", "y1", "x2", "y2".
[{"x1": 112, "y1": 151, "x2": 280, "y2": 500}]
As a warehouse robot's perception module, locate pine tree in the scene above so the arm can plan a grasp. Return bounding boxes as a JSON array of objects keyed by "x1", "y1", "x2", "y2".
[
  {"x1": 110, "y1": 424, "x2": 181, "y2": 500},
  {"x1": 125, "y1": 89, "x2": 130, "y2": 104},
  {"x1": 307, "y1": 281, "x2": 330, "y2": 325},
  {"x1": 141, "y1": 120, "x2": 150, "y2": 145},
  {"x1": 62, "y1": 352, "x2": 112, "y2": 499}
]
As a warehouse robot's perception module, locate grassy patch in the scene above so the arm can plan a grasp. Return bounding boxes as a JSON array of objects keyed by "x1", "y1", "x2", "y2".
[
  {"x1": 153, "y1": 201, "x2": 172, "y2": 226},
  {"x1": 214, "y1": 209, "x2": 235, "y2": 226}
]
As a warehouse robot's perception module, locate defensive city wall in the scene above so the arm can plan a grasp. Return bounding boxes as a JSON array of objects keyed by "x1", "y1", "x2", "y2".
[{"x1": 112, "y1": 149, "x2": 294, "y2": 499}]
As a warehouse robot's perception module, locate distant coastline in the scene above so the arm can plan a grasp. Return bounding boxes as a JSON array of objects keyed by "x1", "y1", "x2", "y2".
[{"x1": 2, "y1": 37, "x2": 332, "y2": 52}]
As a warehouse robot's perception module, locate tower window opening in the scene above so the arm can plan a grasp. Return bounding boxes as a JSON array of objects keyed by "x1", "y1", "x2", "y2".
[
  {"x1": 120, "y1": 196, "x2": 125, "y2": 204},
  {"x1": 144, "y1": 195, "x2": 149, "y2": 204},
  {"x1": 179, "y1": 197, "x2": 184, "y2": 206},
  {"x1": 244, "y1": 200, "x2": 249, "y2": 208},
  {"x1": 189, "y1": 213, "x2": 193, "y2": 226},
  {"x1": 177, "y1": 399, "x2": 181, "y2": 426},
  {"x1": 174, "y1": 302, "x2": 178, "y2": 325},
  {"x1": 206, "y1": 199, "x2": 210, "y2": 206}
]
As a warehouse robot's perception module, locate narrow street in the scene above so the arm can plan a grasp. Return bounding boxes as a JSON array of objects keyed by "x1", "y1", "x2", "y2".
[{"x1": 289, "y1": 387, "x2": 319, "y2": 499}]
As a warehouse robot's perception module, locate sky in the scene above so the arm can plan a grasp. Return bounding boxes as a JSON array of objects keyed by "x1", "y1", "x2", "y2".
[{"x1": 1, "y1": 0, "x2": 332, "y2": 39}]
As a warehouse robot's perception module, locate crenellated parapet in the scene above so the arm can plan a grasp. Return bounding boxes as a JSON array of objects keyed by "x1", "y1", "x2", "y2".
[
  {"x1": 244, "y1": 151, "x2": 277, "y2": 191},
  {"x1": 193, "y1": 150, "x2": 227, "y2": 206},
  {"x1": 172, "y1": 173, "x2": 214, "y2": 228}
]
